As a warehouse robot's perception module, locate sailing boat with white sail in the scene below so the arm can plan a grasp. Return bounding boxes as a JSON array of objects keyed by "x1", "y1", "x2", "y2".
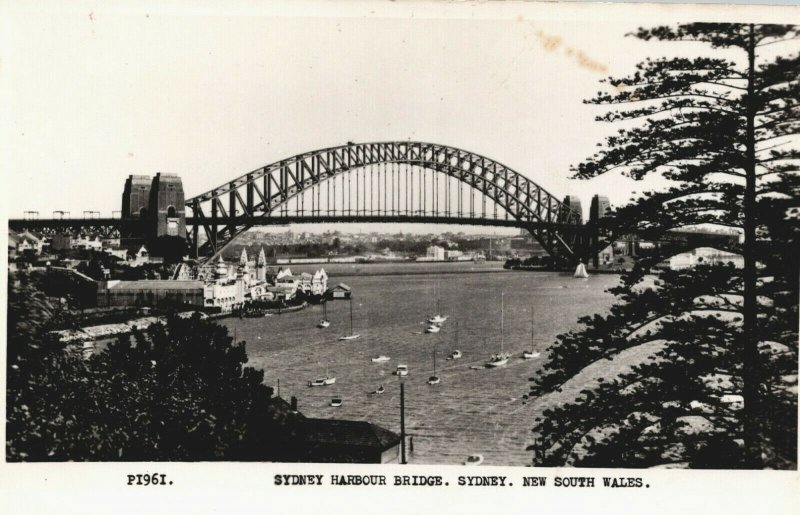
[
  {"x1": 522, "y1": 306, "x2": 541, "y2": 359},
  {"x1": 317, "y1": 300, "x2": 330, "y2": 328},
  {"x1": 338, "y1": 297, "x2": 361, "y2": 341},
  {"x1": 574, "y1": 262, "x2": 589, "y2": 278},
  {"x1": 487, "y1": 292, "x2": 511, "y2": 367}
]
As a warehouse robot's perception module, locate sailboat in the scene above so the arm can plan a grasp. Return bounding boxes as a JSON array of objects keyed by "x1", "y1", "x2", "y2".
[
  {"x1": 308, "y1": 365, "x2": 336, "y2": 387},
  {"x1": 427, "y1": 280, "x2": 448, "y2": 325},
  {"x1": 522, "y1": 306, "x2": 541, "y2": 359},
  {"x1": 338, "y1": 298, "x2": 361, "y2": 340},
  {"x1": 427, "y1": 346, "x2": 440, "y2": 385},
  {"x1": 486, "y1": 292, "x2": 511, "y2": 367},
  {"x1": 449, "y1": 321, "x2": 462, "y2": 360},
  {"x1": 574, "y1": 261, "x2": 589, "y2": 278},
  {"x1": 317, "y1": 301, "x2": 330, "y2": 328}
]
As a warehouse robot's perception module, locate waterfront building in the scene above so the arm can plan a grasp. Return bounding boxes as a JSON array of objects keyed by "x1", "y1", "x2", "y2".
[
  {"x1": 426, "y1": 245, "x2": 446, "y2": 260},
  {"x1": 267, "y1": 283, "x2": 297, "y2": 302},
  {"x1": 97, "y1": 280, "x2": 205, "y2": 308},
  {"x1": 311, "y1": 269, "x2": 329, "y2": 295},
  {"x1": 201, "y1": 258, "x2": 247, "y2": 313},
  {"x1": 327, "y1": 283, "x2": 352, "y2": 300}
]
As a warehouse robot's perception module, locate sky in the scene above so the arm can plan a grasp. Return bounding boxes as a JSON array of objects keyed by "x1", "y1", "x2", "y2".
[{"x1": 3, "y1": 1, "x2": 796, "y2": 234}]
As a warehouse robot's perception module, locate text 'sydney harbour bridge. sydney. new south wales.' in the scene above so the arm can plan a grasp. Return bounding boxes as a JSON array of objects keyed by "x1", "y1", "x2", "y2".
[{"x1": 9, "y1": 141, "x2": 724, "y2": 268}]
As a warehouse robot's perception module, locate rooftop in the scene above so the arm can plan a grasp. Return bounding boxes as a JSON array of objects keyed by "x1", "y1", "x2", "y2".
[
  {"x1": 298, "y1": 418, "x2": 400, "y2": 450},
  {"x1": 107, "y1": 280, "x2": 204, "y2": 291}
]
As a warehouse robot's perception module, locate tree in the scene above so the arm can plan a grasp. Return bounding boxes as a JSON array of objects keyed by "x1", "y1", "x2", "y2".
[
  {"x1": 7, "y1": 276, "x2": 284, "y2": 461},
  {"x1": 531, "y1": 23, "x2": 799, "y2": 468}
]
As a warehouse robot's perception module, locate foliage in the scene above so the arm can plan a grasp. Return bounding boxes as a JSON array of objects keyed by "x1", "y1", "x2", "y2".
[
  {"x1": 529, "y1": 23, "x2": 799, "y2": 468},
  {"x1": 148, "y1": 235, "x2": 188, "y2": 264},
  {"x1": 6, "y1": 276, "x2": 282, "y2": 461}
]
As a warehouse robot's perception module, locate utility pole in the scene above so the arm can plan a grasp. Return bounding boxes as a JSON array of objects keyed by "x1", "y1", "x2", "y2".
[{"x1": 400, "y1": 382, "x2": 406, "y2": 464}]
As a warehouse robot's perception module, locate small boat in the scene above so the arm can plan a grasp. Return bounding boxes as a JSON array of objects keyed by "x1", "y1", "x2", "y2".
[
  {"x1": 309, "y1": 366, "x2": 336, "y2": 386},
  {"x1": 425, "y1": 324, "x2": 441, "y2": 334},
  {"x1": 338, "y1": 298, "x2": 361, "y2": 340},
  {"x1": 522, "y1": 306, "x2": 540, "y2": 359},
  {"x1": 330, "y1": 397, "x2": 343, "y2": 407},
  {"x1": 374, "y1": 385, "x2": 385, "y2": 394},
  {"x1": 487, "y1": 353, "x2": 510, "y2": 367},
  {"x1": 395, "y1": 364, "x2": 409, "y2": 376},
  {"x1": 317, "y1": 301, "x2": 330, "y2": 328},
  {"x1": 574, "y1": 262, "x2": 589, "y2": 278},
  {"x1": 427, "y1": 347, "x2": 440, "y2": 385},
  {"x1": 371, "y1": 355, "x2": 391, "y2": 363},
  {"x1": 427, "y1": 315, "x2": 448, "y2": 325},
  {"x1": 486, "y1": 292, "x2": 510, "y2": 367},
  {"x1": 463, "y1": 454, "x2": 484, "y2": 466}
]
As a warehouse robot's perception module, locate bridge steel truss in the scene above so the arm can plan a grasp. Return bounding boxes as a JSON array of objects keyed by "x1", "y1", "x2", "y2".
[
  {"x1": 185, "y1": 142, "x2": 588, "y2": 262},
  {"x1": 8, "y1": 218, "x2": 122, "y2": 239}
]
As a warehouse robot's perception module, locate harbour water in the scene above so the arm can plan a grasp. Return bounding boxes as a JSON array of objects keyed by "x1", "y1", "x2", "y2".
[{"x1": 221, "y1": 261, "x2": 619, "y2": 466}]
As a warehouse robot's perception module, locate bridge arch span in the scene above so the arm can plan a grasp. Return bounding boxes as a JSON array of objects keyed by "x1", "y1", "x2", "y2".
[{"x1": 185, "y1": 141, "x2": 582, "y2": 260}]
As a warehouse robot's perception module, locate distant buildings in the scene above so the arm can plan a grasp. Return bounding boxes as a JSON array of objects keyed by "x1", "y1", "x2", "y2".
[
  {"x1": 195, "y1": 248, "x2": 329, "y2": 313},
  {"x1": 667, "y1": 247, "x2": 744, "y2": 270},
  {"x1": 426, "y1": 245, "x2": 446, "y2": 261}
]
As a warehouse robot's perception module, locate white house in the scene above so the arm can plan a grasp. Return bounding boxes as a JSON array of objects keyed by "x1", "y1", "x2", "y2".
[{"x1": 426, "y1": 245, "x2": 446, "y2": 260}]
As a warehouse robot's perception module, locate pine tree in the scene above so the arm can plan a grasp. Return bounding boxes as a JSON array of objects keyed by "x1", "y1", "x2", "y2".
[{"x1": 531, "y1": 23, "x2": 799, "y2": 468}]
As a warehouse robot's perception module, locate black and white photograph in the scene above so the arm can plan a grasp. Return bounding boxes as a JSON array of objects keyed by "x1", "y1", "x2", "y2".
[{"x1": 2, "y1": 0, "x2": 799, "y2": 512}]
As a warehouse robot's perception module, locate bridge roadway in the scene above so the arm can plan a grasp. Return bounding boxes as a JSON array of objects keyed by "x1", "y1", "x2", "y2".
[{"x1": 8, "y1": 215, "x2": 584, "y2": 234}]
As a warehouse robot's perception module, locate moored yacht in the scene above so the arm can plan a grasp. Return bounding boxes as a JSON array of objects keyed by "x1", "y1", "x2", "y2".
[
  {"x1": 522, "y1": 305, "x2": 540, "y2": 359},
  {"x1": 338, "y1": 297, "x2": 361, "y2": 340},
  {"x1": 317, "y1": 301, "x2": 330, "y2": 328},
  {"x1": 371, "y1": 355, "x2": 391, "y2": 363},
  {"x1": 486, "y1": 292, "x2": 511, "y2": 367}
]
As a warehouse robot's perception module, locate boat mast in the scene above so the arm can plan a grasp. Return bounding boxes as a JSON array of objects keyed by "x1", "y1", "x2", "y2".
[
  {"x1": 531, "y1": 306, "x2": 535, "y2": 353},
  {"x1": 349, "y1": 298, "x2": 353, "y2": 335},
  {"x1": 500, "y1": 292, "x2": 504, "y2": 354}
]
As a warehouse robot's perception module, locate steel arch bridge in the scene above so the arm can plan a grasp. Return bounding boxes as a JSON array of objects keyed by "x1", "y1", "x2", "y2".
[{"x1": 185, "y1": 141, "x2": 590, "y2": 262}]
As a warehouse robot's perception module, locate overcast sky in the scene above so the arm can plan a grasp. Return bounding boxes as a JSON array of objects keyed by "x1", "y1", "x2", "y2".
[{"x1": 3, "y1": 1, "x2": 795, "y2": 234}]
